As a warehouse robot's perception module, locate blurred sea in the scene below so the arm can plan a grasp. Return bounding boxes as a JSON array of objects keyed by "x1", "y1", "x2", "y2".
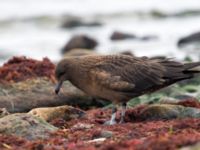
[{"x1": 0, "y1": 0, "x2": 200, "y2": 64}]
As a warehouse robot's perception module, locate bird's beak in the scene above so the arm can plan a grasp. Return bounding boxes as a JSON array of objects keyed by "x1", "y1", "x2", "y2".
[{"x1": 55, "y1": 81, "x2": 63, "y2": 95}]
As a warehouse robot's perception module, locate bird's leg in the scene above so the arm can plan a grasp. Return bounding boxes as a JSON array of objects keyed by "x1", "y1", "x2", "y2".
[
  {"x1": 119, "y1": 102, "x2": 126, "y2": 124},
  {"x1": 104, "y1": 105, "x2": 117, "y2": 125}
]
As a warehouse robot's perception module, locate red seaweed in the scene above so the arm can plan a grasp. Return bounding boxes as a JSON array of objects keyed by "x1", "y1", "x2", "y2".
[{"x1": 0, "y1": 56, "x2": 56, "y2": 83}]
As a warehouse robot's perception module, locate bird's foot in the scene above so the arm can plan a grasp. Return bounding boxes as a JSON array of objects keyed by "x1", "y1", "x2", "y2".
[{"x1": 104, "y1": 120, "x2": 117, "y2": 125}]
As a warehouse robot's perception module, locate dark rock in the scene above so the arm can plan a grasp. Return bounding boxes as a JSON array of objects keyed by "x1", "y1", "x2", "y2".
[
  {"x1": 28, "y1": 105, "x2": 85, "y2": 122},
  {"x1": 178, "y1": 31, "x2": 200, "y2": 47},
  {"x1": 62, "y1": 35, "x2": 98, "y2": 54},
  {"x1": 61, "y1": 18, "x2": 102, "y2": 28},
  {"x1": 0, "y1": 113, "x2": 57, "y2": 140},
  {"x1": 110, "y1": 31, "x2": 136, "y2": 41}
]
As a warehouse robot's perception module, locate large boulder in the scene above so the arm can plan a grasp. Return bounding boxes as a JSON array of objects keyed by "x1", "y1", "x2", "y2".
[
  {"x1": 61, "y1": 35, "x2": 98, "y2": 54},
  {"x1": 0, "y1": 113, "x2": 57, "y2": 140}
]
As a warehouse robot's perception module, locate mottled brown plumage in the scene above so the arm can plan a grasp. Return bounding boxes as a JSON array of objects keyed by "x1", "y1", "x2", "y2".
[{"x1": 55, "y1": 55, "x2": 200, "y2": 124}]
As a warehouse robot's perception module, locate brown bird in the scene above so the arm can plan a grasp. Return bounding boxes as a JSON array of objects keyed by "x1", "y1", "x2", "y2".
[{"x1": 55, "y1": 55, "x2": 200, "y2": 125}]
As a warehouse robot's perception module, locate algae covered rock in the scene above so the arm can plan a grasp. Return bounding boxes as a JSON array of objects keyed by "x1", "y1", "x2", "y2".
[
  {"x1": 0, "y1": 113, "x2": 57, "y2": 140},
  {"x1": 139, "y1": 104, "x2": 200, "y2": 120},
  {"x1": 28, "y1": 105, "x2": 85, "y2": 122}
]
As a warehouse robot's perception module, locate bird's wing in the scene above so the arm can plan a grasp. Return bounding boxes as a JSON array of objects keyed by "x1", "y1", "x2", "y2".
[
  {"x1": 90, "y1": 69, "x2": 135, "y2": 92},
  {"x1": 89, "y1": 55, "x2": 166, "y2": 93}
]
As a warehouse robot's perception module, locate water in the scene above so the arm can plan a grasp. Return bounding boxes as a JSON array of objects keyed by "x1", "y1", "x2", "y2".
[{"x1": 0, "y1": 0, "x2": 200, "y2": 64}]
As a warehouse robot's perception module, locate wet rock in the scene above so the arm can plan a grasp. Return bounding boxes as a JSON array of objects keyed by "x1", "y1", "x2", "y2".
[
  {"x1": 178, "y1": 31, "x2": 200, "y2": 47},
  {"x1": 28, "y1": 105, "x2": 85, "y2": 122},
  {"x1": 61, "y1": 18, "x2": 102, "y2": 28},
  {"x1": 0, "y1": 113, "x2": 57, "y2": 140},
  {"x1": 139, "y1": 104, "x2": 200, "y2": 120},
  {"x1": 0, "y1": 78, "x2": 107, "y2": 113},
  {"x1": 64, "y1": 48, "x2": 97, "y2": 57},
  {"x1": 0, "y1": 108, "x2": 10, "y2": 118},
  {"x1": 110, "y1": 31, "x2": 136, "y2": 41},
  {"x1": 61, "y1": 35, "x2": 98, "y2": 54}
]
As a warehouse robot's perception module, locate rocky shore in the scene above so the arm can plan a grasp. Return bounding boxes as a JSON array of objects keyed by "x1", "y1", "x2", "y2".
[{"x1": 0, "y1": 55, "x2": 200, "y2": 149}]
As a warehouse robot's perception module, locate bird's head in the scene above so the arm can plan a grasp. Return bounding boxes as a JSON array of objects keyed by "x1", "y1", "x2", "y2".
[{"x1": 55, "y1": 59, "x2": 70, "y2": 94}]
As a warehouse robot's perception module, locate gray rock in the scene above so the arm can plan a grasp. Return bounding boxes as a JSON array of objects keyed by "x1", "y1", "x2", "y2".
[{"x1": 0, "y1": 113, "x2": 58, "y2": 140}]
